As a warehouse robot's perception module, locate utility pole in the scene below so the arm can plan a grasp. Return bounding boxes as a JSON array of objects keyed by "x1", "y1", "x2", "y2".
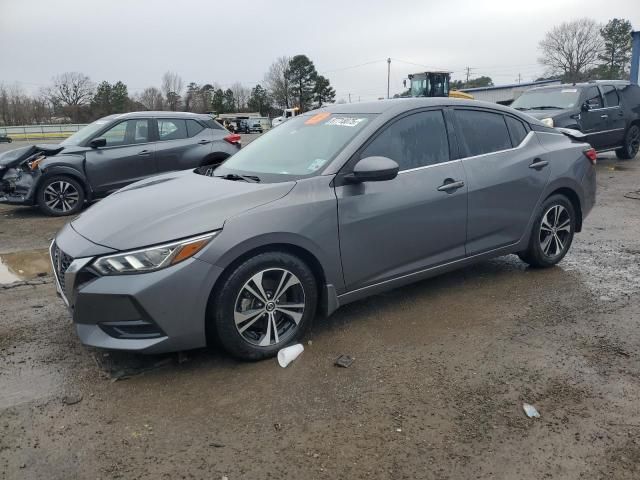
[
  {"x1": 387, "y1": 57, "x2": 391, "y2": 99},
  {"x1": 465, "y1": 66, "x2": 471, "y2": 86},
  {"x1": 348, "y1": 93, "x2": 351, "y2": 103},
  {"x1": 517, "y1": 73, "x2": 522, "y2": 84}
]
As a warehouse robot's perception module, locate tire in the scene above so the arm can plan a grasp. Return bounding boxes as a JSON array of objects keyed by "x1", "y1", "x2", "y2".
[
  {"x1": 518, "y1": 194, "x2": 576, "y2": 268},
  {"x1": 37, "y1": 175, "x2": 85, "y2": 216},
  {"x1": 7, "y1": 138, "x2": 11, "y2": 143},
  {"x1": 615, "y1": 124, "x2": 640, "y2": 160},
  {"x1": 211, "y1": 251, "x2": 318, "y2": 361}
]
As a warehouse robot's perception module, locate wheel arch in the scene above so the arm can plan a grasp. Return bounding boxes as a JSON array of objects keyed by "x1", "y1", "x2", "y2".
[
  {"x1": 38, "y1": 166, "x2": 92, "y2": 202},
  {"x1": 199, "y1": 151, "x2": 231, "y2": 167},
  {"x1": 544, "y1": 186, "x2": 583, "y2": 232}
]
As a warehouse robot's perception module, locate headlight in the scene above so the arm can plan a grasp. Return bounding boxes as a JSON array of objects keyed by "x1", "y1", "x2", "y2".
[
  {"x1": 92, "y1": 231, "x2": 219, "y2": 275},
  {"x1": 540, "y1": 117, "x2": 554, "y2": 128}
]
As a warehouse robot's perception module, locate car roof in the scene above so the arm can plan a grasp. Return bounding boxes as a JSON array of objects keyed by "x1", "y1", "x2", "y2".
[
  {"x1": 528, "y1": 80, "x2": 631, "y2": 92},
  {"x1": 309, "y1": 97, "x2": 530, "y2": 118},
  {"x1": 102, "y1": 111, "x2": 214, "y2": 121}
]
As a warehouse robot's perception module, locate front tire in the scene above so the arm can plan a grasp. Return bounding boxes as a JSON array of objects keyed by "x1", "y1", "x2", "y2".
[
  {"x1": 615, "y1": 124, "x2": 640, "y2": 160},
  {"x1": 37, "y1": 175, "x2": 85, "y2": 216},
  {"x1": 518, "y1": 194, "x2": 576, "y2": 268},
  {"x1": 212, "y1": 252, "x2": 318, "y2": 361}
]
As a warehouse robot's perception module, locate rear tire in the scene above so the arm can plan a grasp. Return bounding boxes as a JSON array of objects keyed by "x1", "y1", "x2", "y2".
[
  {"x1": 211, "y1": 251, "x2": 318, "y2": 361},
  {"x1": 37, "y1": 175, "x2": 85, "y2": 216},
  {"x1": 518, "y1": 194, "x2": 576, "y2": 268},
  {"x1": 615, "y1": 124, "x2": 640, "y2": 160}
]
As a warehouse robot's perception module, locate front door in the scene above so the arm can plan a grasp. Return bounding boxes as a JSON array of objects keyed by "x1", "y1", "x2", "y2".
[
  {"x1": 599, "y1": 85, "x2": 626, "y2": 148},
  {"x1": 335, "y1": 110, "x2": 468, "y2": 291},
  {"x1": 579, "y1": 86, "x2": 609, "y2": 150},
  {"x1": 85, "y1": 119, "x2": 156, "y2": 194}
]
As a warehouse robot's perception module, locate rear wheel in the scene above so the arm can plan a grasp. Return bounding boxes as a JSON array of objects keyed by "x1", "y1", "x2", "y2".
[
  {"x1": 37, "y1": 175, "x2": 85, "y2": 216},
  {"x1": 518, "y1": 194, "x2": 575, "y2": 268},
  {"x1": 615, "y1": 124, "x2": 640, "y2": 160},
  {"x1": 211, "y1": 252, "x2": 318, "y2": 360}
]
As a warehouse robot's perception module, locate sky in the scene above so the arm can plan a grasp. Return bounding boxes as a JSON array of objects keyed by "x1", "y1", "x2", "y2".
[{"x1": 1, "y1": 0, "x2": 639, "y2": 104}]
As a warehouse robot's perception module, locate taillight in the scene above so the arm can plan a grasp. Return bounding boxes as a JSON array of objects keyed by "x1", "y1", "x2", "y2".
[
  {"x1": 224, "y1": 134, "x2": 241, "y2": 145},
  {"x1": 583, "y1": 148, "x2": 597, "y2": 165}
]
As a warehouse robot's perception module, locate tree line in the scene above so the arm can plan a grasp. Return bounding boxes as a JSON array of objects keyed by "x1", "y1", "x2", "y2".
[
  {"x1": 538, "y1": 17, "x2": 634, "y2": 83},
  {"x1": 0, "y1": 54, "x2": 336, "y2": 126}
]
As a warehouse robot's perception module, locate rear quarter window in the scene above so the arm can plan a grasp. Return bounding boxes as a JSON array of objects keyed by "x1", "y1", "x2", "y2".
[
  {"x1": 505, "y1": 116, "x2": 528, "y2": 146},
  {"x1": 186, "y1": 119, "x2": 205, "y2": 137}
]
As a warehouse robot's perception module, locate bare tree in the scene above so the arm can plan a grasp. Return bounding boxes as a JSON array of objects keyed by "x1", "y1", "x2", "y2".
[
  {"x1": 161, "y1": 71, "x2": 184, "y2": 111},
  {"x1": 46, "y1": 72, "x2": 94, "y2": 107},
  {"x1": 230, "y1": 82, "x2": 251, "y2": 111},
  {"x1": 539, "y1": 18, "x2": 603, "y2": 82},
  {"x1": 264, "y1": 56, "x2": 292, "y2": 110},
  {"x1": 138, "y1": 87, "x2": 165, "y2": 110}
]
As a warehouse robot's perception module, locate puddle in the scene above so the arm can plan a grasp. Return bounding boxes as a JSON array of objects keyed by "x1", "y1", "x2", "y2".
[{"x1": 0, "y1": 249, "x2": 51, "y2": 284}]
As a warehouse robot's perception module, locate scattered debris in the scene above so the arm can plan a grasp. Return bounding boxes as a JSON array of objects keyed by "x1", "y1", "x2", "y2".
[
  {"x1": 523, "y1": 403, "x2": 540, "y2": 418},
  {"x1": 209, "y1": 442, "x2": 225, "y2": 448},
  {"x1": 277, "y1": 343, "x2": 304, "y2": 368},
  {"x1": 273, "y1": 423, "x2": 282, "y2": 431},
  {"x1": 177, "y1": 352, "x2": 189, "y2": 364},
  {"x1": 624, "y1": 191, "x2": 640, "y2": 200},
  {"x1": 62, "y1": 394, "x2": 83, "y2": 406},
  {"x1": 334, "y1": 354, "x2": 354, "y2": 368}
]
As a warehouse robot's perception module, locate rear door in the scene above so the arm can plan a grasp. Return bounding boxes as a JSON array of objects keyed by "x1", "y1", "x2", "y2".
[
  {"x1": 579, "y1": 86, "x2": 609, "y2": 149},
  {"x1": 335, "y1": 109, "x2": 468, "y2": 291},
  {"x1": 452, "y1": 108, "x2": 551, "y2": 255},
  {"x1": 84, "y1": 119, "x2": 156, "y2": 194},
  {"x1": 599, "y1": 85, "x2": 626, "y2": 147},
  {"x1": 154, "y1": 118, "x2": 212, "y2": 173}
]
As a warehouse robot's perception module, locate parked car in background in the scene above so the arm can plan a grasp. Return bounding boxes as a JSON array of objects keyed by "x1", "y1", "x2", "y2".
[
  {"x1": 0, "y1": 133, "x2": 12, "y2": 143},
  {"x1": 511, "y1": 80, "x2": 640, "y2": 159},
  {"x1": 0, "y1": 112, "x2": 240, "y2": 216},
  {"x1": 50, "y1": 98, "x2": 596, "y2": 360},
  {"x1": 247, "y1": 119, "x2": 263, "y2": 133}
]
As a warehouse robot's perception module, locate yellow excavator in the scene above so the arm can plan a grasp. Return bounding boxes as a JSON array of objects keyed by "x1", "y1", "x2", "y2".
[{"x1": 404, "y1": 71, "x2": 474, "y2": 99}]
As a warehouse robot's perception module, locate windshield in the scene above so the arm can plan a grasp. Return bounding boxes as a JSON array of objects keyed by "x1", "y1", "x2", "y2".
[
  {"x1": 215, "y1": 112, "x2": 374, "y2": 180},
  {"x1": 60, "y1": 116, "x2": 116, "y2": 146},
  {"x1": 511, "y1": 88, "x2": 580, "y2": 110}
]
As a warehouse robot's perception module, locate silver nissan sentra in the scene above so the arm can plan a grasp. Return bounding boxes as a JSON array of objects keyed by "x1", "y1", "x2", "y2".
[{"x1": 51, "y1": 98, "x2": 596, "y2": 360}]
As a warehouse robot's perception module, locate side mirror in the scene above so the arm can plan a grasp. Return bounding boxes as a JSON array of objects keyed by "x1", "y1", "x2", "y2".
[
  {"x1": 347, "y1": 156, "x2": 399, "y2": 183},
  {"x1": 581, "y1": 103, "x2": 591, "y2": 112},
  {"x1": 89, "y1": 138, "x2": 107, "y2": 148}
]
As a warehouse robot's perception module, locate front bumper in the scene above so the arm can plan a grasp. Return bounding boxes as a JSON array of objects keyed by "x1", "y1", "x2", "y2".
[
  {"x1": 52, "y1": 225, "x2": 223, "y2": 354},
  {"x1": 0, "y1": 168, "x2": 37, "y2": 205}
]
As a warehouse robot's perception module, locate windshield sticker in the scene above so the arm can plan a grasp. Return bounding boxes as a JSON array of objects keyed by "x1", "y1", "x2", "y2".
[
  {"x1": 325, "y1": 117, "x2": 366, "y2": 127},
  {"x1": 308, "y1": 158, "x2": 327, "y2": 171},
  {"x1": 561, "y1": 89, "x2": 578, "y2": 93},
  {"x1": 305, "y1": 112, "x2": 331, "y2": 125}
]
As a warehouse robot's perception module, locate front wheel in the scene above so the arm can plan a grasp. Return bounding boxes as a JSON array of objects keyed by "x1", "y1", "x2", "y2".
[
  {"x1": 518, "y1": 195, "x2": 576, "y2": 268},
  {"x1": 211, "y1": 252, "x2": 318, "y2": 360},
  {"x1": 37, "y1": 175, "x2": 85, "y2": 216},
  {"x1": 615, "y1": 124, "x2": 640, "y2": 160}
]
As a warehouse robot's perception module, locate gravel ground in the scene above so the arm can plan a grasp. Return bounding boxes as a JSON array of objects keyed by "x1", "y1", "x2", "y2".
[{"x1": 1, "y1": 151, "x2": 640, "y2": 479}]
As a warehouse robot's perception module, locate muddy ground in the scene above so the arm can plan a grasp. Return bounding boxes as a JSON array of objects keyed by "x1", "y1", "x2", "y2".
[{"x1": 1, "y1": 152, "x2": 640, "y2": 479}]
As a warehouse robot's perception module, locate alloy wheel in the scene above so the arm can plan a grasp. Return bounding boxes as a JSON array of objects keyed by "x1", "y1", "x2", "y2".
[
  {"x1": 43, "y1": 180, "x2": 80, "y2": 213},
  {"x1": 539, "y1": 205, "x2": 571, "y2": 258},
  {"x1": 234, "y1": 268, "x2": 306, "y2": 347},
  {"x1": 627, "y1": 126, "x2": 640, "y2": 157}
]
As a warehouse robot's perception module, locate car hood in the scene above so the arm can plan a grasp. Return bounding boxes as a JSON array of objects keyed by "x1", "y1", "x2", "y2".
[
  {"x1": 522, "y1": 109, "x2": 566, "y2": 120},
  {"x1": 71, "y1": 170, "x2": 296, "y2": 250},
  {"x1": 0, "y1": 144, "x2": 64, "y2": 168}
]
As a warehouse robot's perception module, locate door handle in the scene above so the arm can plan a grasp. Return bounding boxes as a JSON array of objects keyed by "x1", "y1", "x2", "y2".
[
  {"x1": 600, "y1": 114, "x2": 608, "y2": 119},
  {"x1": 437, "y1": 179, "x2": 465, "y2": 193},
  {"x1": 138, "y1": 149, "x2": 151, "y2": 156},
  {"x1": 198, "y1": 139, "x2": 212, "y2": 145},
  {"x1": 529, "y1": 159, "x2": 549, "y2": 170}
]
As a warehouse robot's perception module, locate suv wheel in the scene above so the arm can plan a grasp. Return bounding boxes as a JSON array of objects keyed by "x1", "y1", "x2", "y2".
[
  {"x1": 37, "y1": 176, "x2": 85, "y2": 216},
  {"x1": 615, "y1": 124, "x2": 640, "y2": 160},
  {"x1": 212, "y1": 252, "x2": 317, "y2": 360},
  {"x1": 518, "y1": 194, "x2": 575, "y2": 268}
]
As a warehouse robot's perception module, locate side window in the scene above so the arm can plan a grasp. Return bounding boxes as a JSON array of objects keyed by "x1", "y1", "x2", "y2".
[
  {"x1": 584, "y1": 87, "x2": 603, "y2": 109},
  {"x1": 100, "y1": 119, "x2": 149, "y2": 147},
  {"x1": 186, "y1": 120, "x2": 205, "y2": 137},
  {"x1": 505, "y1": 116, "x2": 528, "y2": 147},
  {"x1": 360, "y1": 110, "x2": 450, "y2": 171},
  {"x1": 454, "y1": 110, "x2": 512, "y2": 157},
  {"x1": 158, "y1": 119, "x2": 188, "y2": 141},
  {"x1": 601, "y1": 85, "x2": 620, "y2": 107}
]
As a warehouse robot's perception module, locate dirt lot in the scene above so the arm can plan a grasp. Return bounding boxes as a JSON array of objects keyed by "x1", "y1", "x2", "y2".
[{"x1": 1, "y1": 151, "x2": 640, "y2": 479}]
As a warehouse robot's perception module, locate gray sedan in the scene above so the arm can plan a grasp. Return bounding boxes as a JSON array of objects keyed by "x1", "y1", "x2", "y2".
[{"x1": 51, "y1": 98, "x2": 596, "y2": 360}]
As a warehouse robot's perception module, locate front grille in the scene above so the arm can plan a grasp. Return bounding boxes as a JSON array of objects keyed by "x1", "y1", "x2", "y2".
[{"x1": 52, "y1": 243, "x2": 73, "y2": 295}]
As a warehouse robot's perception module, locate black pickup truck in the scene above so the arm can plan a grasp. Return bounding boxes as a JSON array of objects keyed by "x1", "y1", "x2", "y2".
[{"x1": 511, "y1": 80, "x2": 640, "y2": 159}]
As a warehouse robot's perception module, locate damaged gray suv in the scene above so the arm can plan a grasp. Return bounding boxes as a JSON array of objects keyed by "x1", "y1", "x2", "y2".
[
  {"x1": 0, "y1": 112, "x2": 240, "y2": 216},
  {"x1": 51, "y1": 99, "x2": 596, "y2": 360}
]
